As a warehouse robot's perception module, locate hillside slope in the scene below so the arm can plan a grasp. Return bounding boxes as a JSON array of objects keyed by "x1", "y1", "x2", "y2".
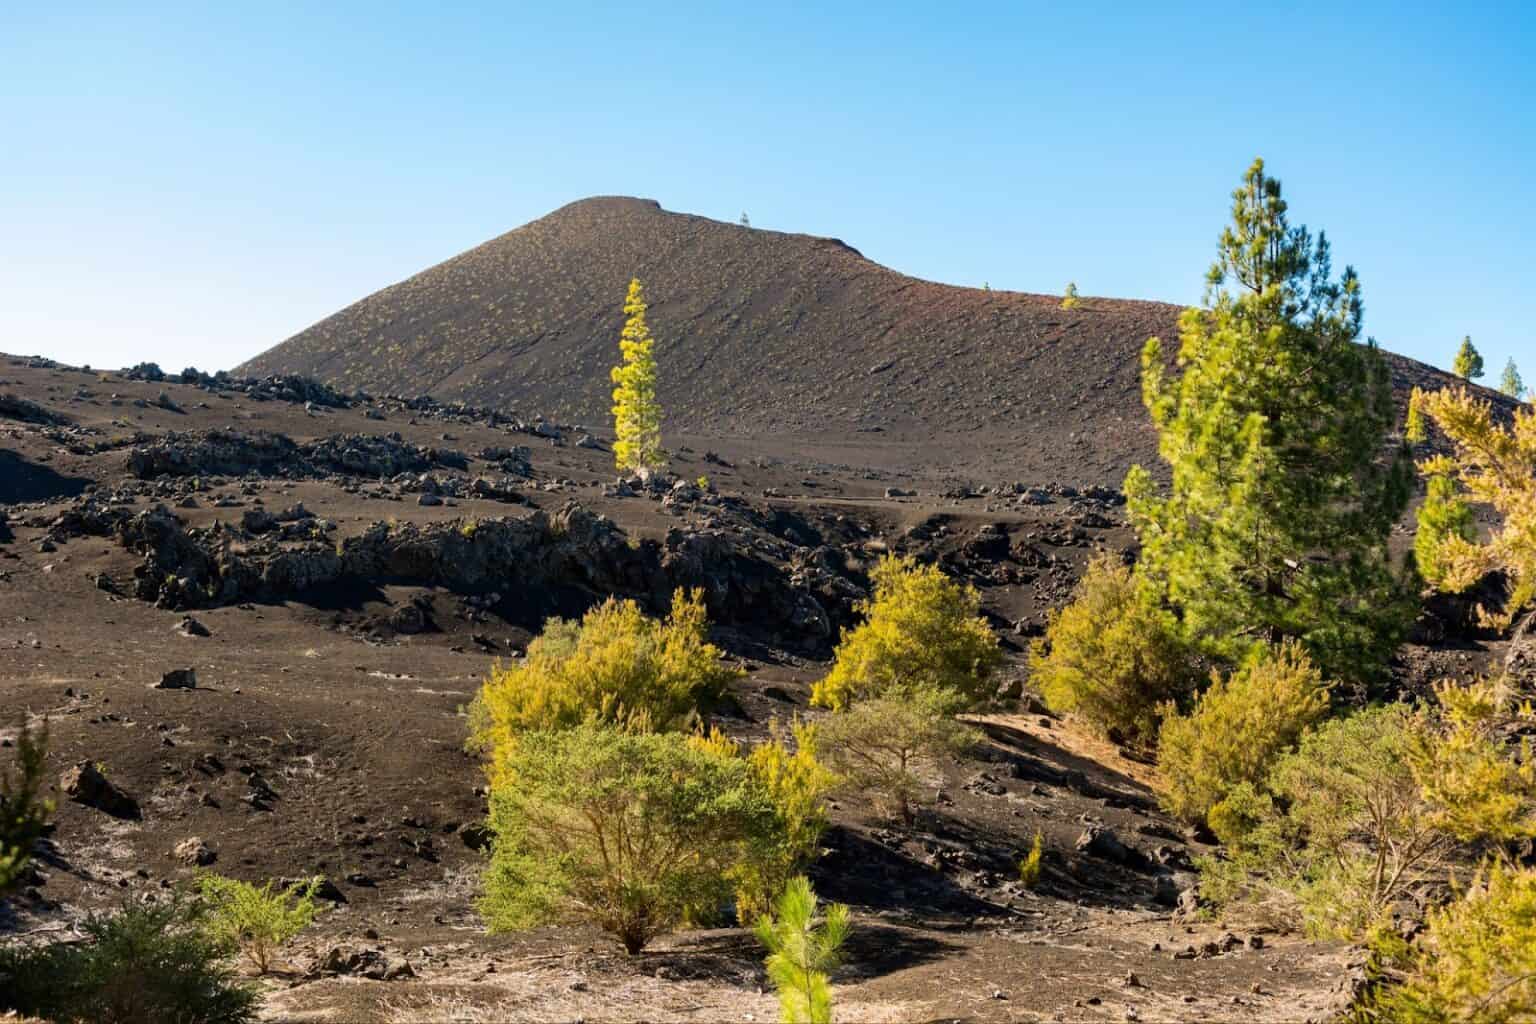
[{"x1": 241, "y1": 197, "x2": 1476, "y2": 485}]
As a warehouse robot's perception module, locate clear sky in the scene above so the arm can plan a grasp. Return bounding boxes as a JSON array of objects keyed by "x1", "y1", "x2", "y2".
[{"x1": 3, "y1": 3, "x2": 1532, "y2": 381}]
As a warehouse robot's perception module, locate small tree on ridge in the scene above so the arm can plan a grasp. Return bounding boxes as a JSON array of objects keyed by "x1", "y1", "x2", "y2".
[{"x1": 1453, "y1": 335, "x2": 1484, "y2": 380}]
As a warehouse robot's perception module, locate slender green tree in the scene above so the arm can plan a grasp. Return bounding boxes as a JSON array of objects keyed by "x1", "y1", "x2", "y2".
[
  {"x1": 1453, "y1": 336, "x2": 1484, "y2": 380},
  {"x1": 1061, "y1": 282, "x2": 1080, "y2": 310},
  {"x1": 1500, "y1": 357, "x2": 1524, "y2": 399},
  {"x1": 754, "y1": 876, "x2": 851, "y2": 1024},
  {"x1": 1123, "y1": 158, "x2": 1415, "y2": 684},
  {"x1": 610, "y1": 278, "x2": 664, "y2": 472}
]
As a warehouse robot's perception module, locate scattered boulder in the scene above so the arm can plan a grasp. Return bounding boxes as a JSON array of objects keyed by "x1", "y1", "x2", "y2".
[
  {"x1": 154, "y1": 668, "x2": 197, "y2": 690},
  {"x1": 313, "y1": 945, "x2": 413, "y2": 980},
  {"x1": 389, "y1": 603, "x2": 428, "y2": 635},
  {"x1": 279, "y1": 876, "x2": 347, "y2": 904},
  {"x1": 458, "y1": 822, "x2": 494, "y2": 851},
  {"x1": 60, "y1": 761, "x2": 141, "y2": 819},
  {"x1": 173, "y1": 837, "x2": 216, "y2": 866},
  {"x1": 175, "y1": 616, "x2": 211, "y2": 637},
  {"x1": 242, "y1": 508, "x2": 278, "y2": 534},
  {"x1": 1075, "y1": 826, "x2": 1147, "y2": 868}
]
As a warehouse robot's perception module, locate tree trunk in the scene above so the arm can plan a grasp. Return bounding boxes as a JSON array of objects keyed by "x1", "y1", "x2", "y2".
[{"x1": 1505, "y1": 609, "x2": 1536, "y2": 694}]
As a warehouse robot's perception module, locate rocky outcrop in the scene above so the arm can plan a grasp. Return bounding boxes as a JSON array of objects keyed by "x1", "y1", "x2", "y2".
[
  {"x1": 45, "y1": 497, "x2": 857, "y2": 652},
  {"x1": 127, "y1": 430, "x2": 302, "y2": 478},
  {"x1": 126, "y1": 429, "x2": 467, "y2": 481},
  {"x1": 0, "y1": 392, "x2": 72, "y2": 426}
]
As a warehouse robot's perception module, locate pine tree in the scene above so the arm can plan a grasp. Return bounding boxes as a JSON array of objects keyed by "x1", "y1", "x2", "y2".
[
  {"x1": 1453, "y1": 336, "x2": 1484, "y2": 380},
  {"x1": 1061, "y1": 282, "x2": 1080, "y2": 310},
  {"x1": 1, "y1": 719, "x2": 51, "y2": 897},
  {"x1": 754, "y1": 876, "x2": 851, "y2": 1024},
  {"x1": 740, "y1": 212, "x2": 751, "y2": 227},
  {"x1": 1500, "y1": 358, "x2": 1524, "y2": 399},
  {"x1": 610, "y1": 278, "x2": 664, "y2": 472},
  {"x1": 1123, "y1": 158, "x2": 1415, "y2": 684}
]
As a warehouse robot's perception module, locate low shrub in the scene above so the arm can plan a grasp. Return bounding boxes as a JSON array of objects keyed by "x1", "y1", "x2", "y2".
[
  {"x1": 1372, "y1": 861, "x2": 1536, "y2": 1023},
  {"x1": 812, "y1": 555, "x2": 1000, "y2": 711},
  {"x1": 1200, "y1": 681, "x2": 1536, "y2": 939},
  {"x1": 734, "y1": 720, "x2": 838, "y2": 921},
  {"x1": 468, "y1": 588, "x2": 740, "y2": 772},
  {"x1": 482, "y1": 723, "x2": 778, "y2": 953},
  {"x1": 0, "y1": 898, "x2": 256, "y2": 1024},
  {"x1": 1157, "y1": 640, "x2": 1331, "y2": 825},
  {"x1": 819, "y1": 684, "x2": 975, "y2": 823},
  {"x1": 1018, "y1": 832, "x2": 1044, "y2": 889},
  {"x1": 197, "y1": 874, "x2": 321, "y2": 974},
  {"x1": 754, "y1": 876, "x2": 850, "y2": 1024},
  {"x1": 1029, "y1": 555, "x2": 1193, "y2": 746}
]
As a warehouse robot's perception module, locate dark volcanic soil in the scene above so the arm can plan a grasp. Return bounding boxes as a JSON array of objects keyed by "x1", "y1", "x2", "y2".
[
  {"x1": 0, "y1": 356, "x2": 1502, "y2": 1022},
  {"x1": 237, "y1": 196, "x2": 1500, "y2": 489}
]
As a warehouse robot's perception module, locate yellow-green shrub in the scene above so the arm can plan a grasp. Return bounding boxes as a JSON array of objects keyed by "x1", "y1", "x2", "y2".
[
  {"x1": 482, "y1": 723, "x2": 778, "y2": 954},
  {"x1": 1157, "y1": 640, "x2": 1331, "y2": 825},
  {"x1": 197, "y1": 875, "x2": 320, "y2": 975},
  {"x1": 468, "y1": 588, "x2": 740, "y2": 776},
  {"x1": 1412, "y1": 386, "x2": 1536, "y2": 626},
  {"x1": 1374, "y1": 861, "x2": 1536, "y2": 1023},
  {"x1": 739, "y1": 720, "x2": 837, "y2": 920},
  {"x1": 686, "y1": 720, "x2": 837, "y2": 921},
  {"x1": 1029, "y1": 555, "x2": 1193, "y2": 745},
  {"x1": 1018, "y1": 832, "x2": 1044, "y2": 888},
  {"x1": 1199, "y1": 680, "x2": 1536, "y2": 940},
  {"x1": 812, "y1": 555, "x2": 1000, "y2": 710}
]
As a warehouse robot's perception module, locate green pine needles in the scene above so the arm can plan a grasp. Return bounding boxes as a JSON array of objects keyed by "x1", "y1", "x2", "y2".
[
  {"x1": 1452, "y1": 335, "x2": 1484, "y2": 380},
  {"x1": 754, "y1": 876, "x2": 851, "y2": 1024},
  {"x1": 1124, "y1": 157, "x2": 1415, "y2": 684},
  {"x1": 197, "y1": 874, "x2": 322, "y2": 974},
  {"x1": 1500, "y1": 358, "x2": 1524, "y2": 399},
  {"x1": 1, "y1": 719, "x2": 51, "y2": 897}
]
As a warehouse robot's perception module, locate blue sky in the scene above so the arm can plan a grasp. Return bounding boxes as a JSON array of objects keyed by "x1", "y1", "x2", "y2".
[{"x1": 2, "y1": 3, "x2": 1532, "y2": 381}]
